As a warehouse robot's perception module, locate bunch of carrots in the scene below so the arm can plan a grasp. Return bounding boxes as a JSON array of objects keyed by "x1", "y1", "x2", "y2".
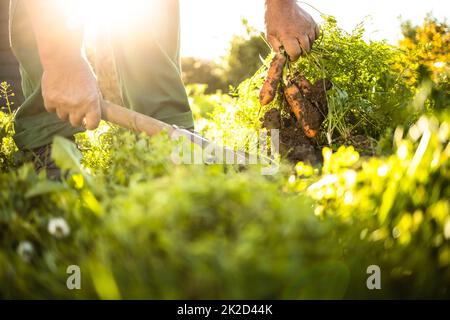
[{"x1": 259, "y1": 52, "x2": 332, "y2": 138}]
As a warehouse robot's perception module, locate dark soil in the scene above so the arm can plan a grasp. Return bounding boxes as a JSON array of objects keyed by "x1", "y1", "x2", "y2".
[
  {"x1": 261, "y1": 108, "x2": 282, "y2": 130},
  {"x1": 261, "y1": 108, "x2": 322, "y2": 164},
  {"x1": 297, "y1": 77, "x2": 332, "y2": 136}
]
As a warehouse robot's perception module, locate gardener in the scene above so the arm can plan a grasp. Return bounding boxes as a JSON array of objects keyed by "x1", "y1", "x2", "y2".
[{"x1": 9, "y1": 0, "x2": 319, "y2": 176}]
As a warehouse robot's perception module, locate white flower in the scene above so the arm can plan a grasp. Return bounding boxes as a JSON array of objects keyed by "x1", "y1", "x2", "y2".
[
  {"x1": 48, "y1": 217, "x2": 71, "y2": 238},
  {"x1": 377, "y1": 165, "x2": 389, "y2": 177},
  {"x1": 288, "y1": 175, "x2": 296, "y2": 184},
  {"x1": 17, "y1": 241, "x2": 34, "y2": 263}
]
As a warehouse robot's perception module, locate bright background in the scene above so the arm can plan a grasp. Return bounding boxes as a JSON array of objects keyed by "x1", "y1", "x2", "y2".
[{"x1": 180, "y1": 0, "x2": 448, "y2": 59}]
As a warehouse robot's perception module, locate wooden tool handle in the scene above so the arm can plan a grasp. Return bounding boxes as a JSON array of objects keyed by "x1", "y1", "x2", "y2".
[
  {"x1": 100, "y1": 101, "x2": 263, "y2": 167},
  {"x1": 101, "y1": 100, "x2": 175, "y2": 136}
]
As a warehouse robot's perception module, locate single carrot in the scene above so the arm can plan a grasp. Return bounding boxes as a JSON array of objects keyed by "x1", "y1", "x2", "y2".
[
  {"x1": 259, "y1": 53, "x2": 287, "y2": 106},
  {"x1": 286, "y1": 85, "x2": 319, "y2": 138},
  {"x1": 284, "y1": 82, "x2": 304, "y2": 122}
]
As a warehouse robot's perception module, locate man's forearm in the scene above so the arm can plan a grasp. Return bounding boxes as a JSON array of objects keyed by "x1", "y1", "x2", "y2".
[{"x1": 24, "y1": 0, "x2": 84, "y2": 69}]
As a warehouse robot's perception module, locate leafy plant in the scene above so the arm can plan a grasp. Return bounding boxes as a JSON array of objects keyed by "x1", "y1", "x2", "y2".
[
  {"x1": 398, "y1": 14, "x2": 449, "y2": 111},
  {"x1": 0, "y1": 82, "x2": 18, "y2": 171}
]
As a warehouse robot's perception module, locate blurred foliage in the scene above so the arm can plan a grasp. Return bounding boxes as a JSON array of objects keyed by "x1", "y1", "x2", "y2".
[
  {"x1": 0, "y1": 82, "x2": 18, "y2": 171},
  {"x1": 1, "y1": 111, "x2": 449, "y2": 299},
  {"x1": 400, "y1": 14, "x2": 449, "y2": 86},
  {"x1": 182, "y1": 19, "x2": 270, "y2": 93},
  {"x1": 188, "y1": 81, "x2": 262, "y2": 152},
  {"x1": 293, "y1": 114, "x2": 450, "y2": 297},
  {"x1": 398, "y1": 14, "x2": 449, "y2": 110},
  {"x1": 223, "y1": 20, "x2": 271, "y2": 88},
  {"x1": 181, "y1": 58, "x2": 226, "y2": 94}
]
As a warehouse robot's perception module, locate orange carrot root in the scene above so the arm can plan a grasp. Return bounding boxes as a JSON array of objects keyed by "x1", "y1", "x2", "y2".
[
  {"x1": 259, "y1": 53, "x2": 287, "y2": 106},
  {"x1": 284, "y1": 82, "x2": 304, "y2": 122},
  {"x1": 302, "y1": 123, "x2": 318, "y2": 138},
  {"x1": 293, "y1": 74, "x2": 313, "y2": 96}
]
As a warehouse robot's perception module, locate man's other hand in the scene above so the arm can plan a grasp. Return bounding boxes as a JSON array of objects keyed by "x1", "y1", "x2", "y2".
[
  {"x1": 265, "y1": 0, "x2": 320, "y2": 61},
  {"x1": 41, "y1": 58, "x2": 102, "y2": 130}
]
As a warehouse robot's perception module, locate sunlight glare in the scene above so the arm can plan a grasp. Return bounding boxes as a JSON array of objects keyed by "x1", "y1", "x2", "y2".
[{"x1": 60, "y1": 0, "x2": 160, "y2": 35}]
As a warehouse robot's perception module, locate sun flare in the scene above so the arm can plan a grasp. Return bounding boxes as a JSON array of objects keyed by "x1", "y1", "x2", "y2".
[{"x1": 58, "y1": 0, "x2": 161, "y2": 35}]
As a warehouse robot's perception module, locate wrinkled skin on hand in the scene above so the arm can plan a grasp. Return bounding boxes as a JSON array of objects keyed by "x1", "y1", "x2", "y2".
[
  {"x1": 41, "y1": 57, "x2": 102, "y2": 130},
  {"x1": 265, "y1": 0, "x2": 320, "y2": 61}
]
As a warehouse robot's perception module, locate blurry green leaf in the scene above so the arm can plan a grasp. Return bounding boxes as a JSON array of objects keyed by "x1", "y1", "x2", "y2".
[
  {"x1": 25, "y1": 181, "x2": 68, "y2": 198},
  {"x1": 51, "y1": 136, "x2": 83, "y2": 174},
  {"x1": 379, "y1": 182, "x2": 398, "y2": 224},
  {"x1": 89, "y1": 261, "x2": 121, "y2": 300},
  {"x1": 82, "y1": 190, "x2": 104, "y2": 217}
]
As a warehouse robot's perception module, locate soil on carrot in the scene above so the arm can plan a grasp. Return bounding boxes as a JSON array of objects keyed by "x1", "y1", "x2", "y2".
[
  {"x1": 261, "y1": 108, "x2": 322, "y2": 164},
  {"x1": 296, "y1": 77, "x2": 332, "y2": 138}
]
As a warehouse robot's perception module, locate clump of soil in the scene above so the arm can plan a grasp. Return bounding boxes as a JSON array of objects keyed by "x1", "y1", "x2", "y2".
[
  {"x1": 261, "y1": 108, "x2": 322, "y2": 164},
  {"x1": 261, "y1": 108, "x2": 282, "y2": 130}
]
